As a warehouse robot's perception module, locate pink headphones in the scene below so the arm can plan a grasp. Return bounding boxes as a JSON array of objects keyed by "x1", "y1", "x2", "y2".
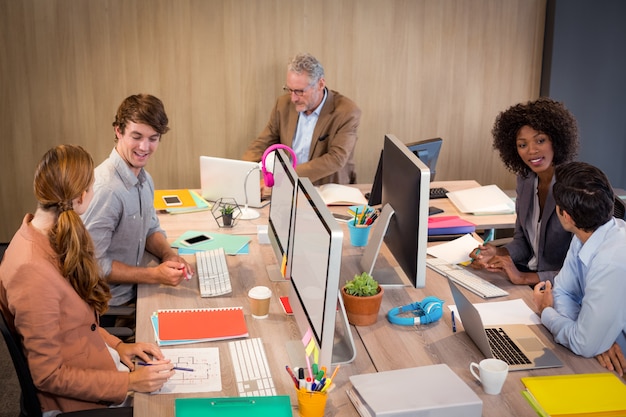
[{"x1": 261, "y1": 144, "x2": 297, "y2": 187}]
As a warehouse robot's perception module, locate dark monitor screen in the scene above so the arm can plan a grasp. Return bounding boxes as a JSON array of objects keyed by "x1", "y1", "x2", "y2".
[
  {"x1": 367, "y1": 137, "x2": 442, "y2": 207},
  {"x1": 361, "y1": 134, "x2": 430, "y2": 288},
  {"x1": 406, "y1": 137, "x2": 442, "y2": 181}
]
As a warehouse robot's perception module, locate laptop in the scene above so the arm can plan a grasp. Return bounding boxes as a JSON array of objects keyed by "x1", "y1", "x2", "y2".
[
  {"x1": 448, "y1": 279, "x2": 562, "y2": 371},
  {"x1": 199, "y1": 156, "x2": 268, "y2": 208}
]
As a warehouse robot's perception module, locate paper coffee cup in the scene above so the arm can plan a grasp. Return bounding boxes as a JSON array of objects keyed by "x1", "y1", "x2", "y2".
[{"x1": 248, "y1": 286, "x2": 272, "y2": 319}]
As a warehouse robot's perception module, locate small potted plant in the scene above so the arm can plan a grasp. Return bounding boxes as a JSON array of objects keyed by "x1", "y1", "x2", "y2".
[
  {"x1": 221, "y1": 204, "x2": 235, "y2": 226},
  {"x1": 210, "y1": 198, "x2": 241, "y2": 228},
  {"x1": 341, "y1": 271, "x2": 384, "y2": 326}
]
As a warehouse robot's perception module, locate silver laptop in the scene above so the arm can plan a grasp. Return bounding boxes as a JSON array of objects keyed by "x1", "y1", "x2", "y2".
[
  {"x1": 199, "y1": 156, "x2": 268, "y2": 208},
  {"x1": 448, "y1": 279, "x2": 562, "y2": 371}
]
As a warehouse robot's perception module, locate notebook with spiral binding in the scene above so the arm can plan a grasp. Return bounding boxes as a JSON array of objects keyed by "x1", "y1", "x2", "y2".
[{"x1": 153, "y1": 307, "x2": 248, "y2": 345}]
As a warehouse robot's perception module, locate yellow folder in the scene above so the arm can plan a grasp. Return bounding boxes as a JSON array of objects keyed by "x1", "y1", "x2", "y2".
[
  {"x1": 521, "y1": 373, "x2": 626, "y2": 417},
  {"x1": 154, "y1": 189, "x2": 197, "y2": 210}
]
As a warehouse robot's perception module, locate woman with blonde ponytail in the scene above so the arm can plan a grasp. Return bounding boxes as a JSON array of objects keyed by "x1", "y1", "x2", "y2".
[{"x1": 0, "y1": 145, "x2": 174, "y2": 415}]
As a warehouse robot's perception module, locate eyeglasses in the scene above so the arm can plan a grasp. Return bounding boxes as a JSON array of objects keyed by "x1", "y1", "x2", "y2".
[{"x1": 282, "y1": 83, "x2": 314, "y2": 97}]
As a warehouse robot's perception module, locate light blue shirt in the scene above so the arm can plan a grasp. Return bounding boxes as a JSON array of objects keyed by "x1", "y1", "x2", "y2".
[
  {"x1": 81, "y1": 148, "x2": 165, "y2": 306},
  {"x1": 541, "y1": 218, "x2": 626, "y2": 357},
  {"x1": 292, "y1": 89, "x2": 328, "y2": 164}
]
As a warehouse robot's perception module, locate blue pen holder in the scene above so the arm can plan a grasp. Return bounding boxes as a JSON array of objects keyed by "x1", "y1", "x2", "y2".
[{"x1": 348, "y1": 220, "x2": 372, "y2": 247}]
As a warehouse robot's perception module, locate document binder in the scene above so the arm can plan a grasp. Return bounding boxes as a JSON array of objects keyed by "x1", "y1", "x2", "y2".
[
  {"x1": 175, "y1": 396, "x2": 292, "y2": 417},
  {"x1": 348, "y1": 364, "x2": 482, "y2": 417},
  {"x1": 521, "y1": 373, "x2": 626, "y2": 417}
]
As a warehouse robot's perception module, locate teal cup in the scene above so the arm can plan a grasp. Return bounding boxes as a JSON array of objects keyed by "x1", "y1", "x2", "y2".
[{"x1": 348, "y1": 220, "x2": 372, "y2": 247}]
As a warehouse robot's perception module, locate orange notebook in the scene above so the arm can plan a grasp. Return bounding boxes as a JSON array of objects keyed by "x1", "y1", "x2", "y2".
[{"x1": 156, "y1": 307, "x2": 248, "y2": 342}]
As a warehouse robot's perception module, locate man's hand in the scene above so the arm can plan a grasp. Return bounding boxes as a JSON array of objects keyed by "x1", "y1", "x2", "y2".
[
  {"x1": 533, "y1": 281, "x2": 554, "y2": 314},
  {"x1": 596, "y1": 343, "x2": 626, "y2": 377}
]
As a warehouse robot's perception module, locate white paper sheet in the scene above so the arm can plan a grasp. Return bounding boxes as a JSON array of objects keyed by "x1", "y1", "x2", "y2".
[
  {"x1": 426, "y1": 233, "x2": 482, "y2": 264},
  {"x1": 151, "y1": 347, "x2": 221, "y2": 394}
]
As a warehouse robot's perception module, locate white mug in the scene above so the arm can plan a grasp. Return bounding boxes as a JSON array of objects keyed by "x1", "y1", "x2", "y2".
[{"x1": 469, "y1": 358, "x2": 509, "y2": 395}]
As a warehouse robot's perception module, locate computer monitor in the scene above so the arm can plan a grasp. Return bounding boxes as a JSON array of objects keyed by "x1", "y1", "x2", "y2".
[
  {"x1": 406, "y1": 137, "x2": 443, "y2": 181},
  {"x1": 361, "y1": 134, "x2": 431, "y2": 288},
  {"x1": 287, "y1": 178, "x2": 356, "y2": 366},
  {"x1": 367, "y1": 137, "x2": 442, "y2": 206},
  {"x1": 266, "y1": 149, "x2": 298, "y2": 281}
]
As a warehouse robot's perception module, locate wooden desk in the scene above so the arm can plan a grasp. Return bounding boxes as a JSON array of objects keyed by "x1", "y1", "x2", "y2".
[
  {"x1": 134, "y1": 191, "x2": 604, "y2": 417},
  {"x1": 134, "y1": 210, "x2": 375, "y2": 417}
]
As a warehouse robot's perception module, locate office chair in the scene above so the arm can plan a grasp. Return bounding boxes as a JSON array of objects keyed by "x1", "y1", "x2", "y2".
[
  {"x1": 0, "y1": 310, "x2": 133, "y2": 417},
  {"x1": 614, "y1": 195, "x2": 626, "y2": 220},
  {"x1": 100, "y1": 306, "x2": 135, "y2": 340}
]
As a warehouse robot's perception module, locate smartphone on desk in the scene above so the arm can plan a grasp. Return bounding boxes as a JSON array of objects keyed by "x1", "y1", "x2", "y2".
[
  {"x1": 162, "y1": 195, "x2": 183, "y2": 207},
  {"x1": 180, "y1": 234, "x2": 213, "y2": 246}
]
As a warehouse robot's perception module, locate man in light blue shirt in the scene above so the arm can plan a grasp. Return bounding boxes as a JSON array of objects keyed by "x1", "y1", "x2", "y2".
[
  {"x1": 533, "y1": 161, "x2": 626, "y2": 377},
  {"x1": 82, "y1": 94, "x2": 193, "y2": 307}
]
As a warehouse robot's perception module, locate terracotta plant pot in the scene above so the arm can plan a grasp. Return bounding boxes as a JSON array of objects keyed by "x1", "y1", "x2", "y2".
[{"x1": 341, "y1": 286, "x2": 384, "y2": 326}]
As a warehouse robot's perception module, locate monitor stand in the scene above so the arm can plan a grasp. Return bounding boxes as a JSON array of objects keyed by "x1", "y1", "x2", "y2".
[
  {"x1": 285, "y1": 294, "x2": 357, "y2": 368},
  {"x1": 360, "y1": 203, "x2": 407, "y2": 287},
  {"x1": 266, "y1": 264, "x2": 288, "y2": 282}
]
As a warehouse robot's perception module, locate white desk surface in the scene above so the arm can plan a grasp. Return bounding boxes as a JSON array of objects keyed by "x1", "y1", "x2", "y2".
[{"x1": 133, "y1": 182, "x2": 606, "y2": 417}]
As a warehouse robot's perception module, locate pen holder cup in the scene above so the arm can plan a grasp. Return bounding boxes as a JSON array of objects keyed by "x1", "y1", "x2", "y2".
[
  {"x1": 297, "y1": 389, "x2": 328, "y2": 417},
  {"x1": 347, "y1": 221, "x2": 372, "y2": 247}
]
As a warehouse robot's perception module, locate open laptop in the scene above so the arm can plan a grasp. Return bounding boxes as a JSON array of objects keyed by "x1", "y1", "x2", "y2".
[
  {"x1": 200, "y1": 156, "x2": 268, "y2": 208},
  {"x1": 448, "y1": 279, "x2": 562, "y2": 371}
]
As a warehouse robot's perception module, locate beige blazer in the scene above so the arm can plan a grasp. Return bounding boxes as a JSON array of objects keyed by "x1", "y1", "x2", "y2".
[{"x1": 243, "y1": 89, "x2": 361, "y2": 185}]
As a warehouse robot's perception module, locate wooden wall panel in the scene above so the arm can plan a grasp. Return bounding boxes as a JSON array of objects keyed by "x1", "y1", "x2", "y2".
[{"x1": 0, "y1": 0, "x2": 545, "y2": 241}]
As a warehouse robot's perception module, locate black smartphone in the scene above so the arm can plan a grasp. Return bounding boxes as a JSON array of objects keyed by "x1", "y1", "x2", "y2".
[
  {"x1": 181, "y1": 234, "x2": 213, "y2": 246},
  {"x1": 162, "y1": 195, "x2": 183, "y2": 206}
]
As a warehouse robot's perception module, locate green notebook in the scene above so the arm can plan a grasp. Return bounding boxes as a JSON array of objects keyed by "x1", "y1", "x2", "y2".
[{"x1": 175, "y1": 396, "x2": 292, "y2": 417}]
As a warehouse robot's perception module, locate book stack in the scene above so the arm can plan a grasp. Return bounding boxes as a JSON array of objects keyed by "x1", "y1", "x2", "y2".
[
  {"x1": 521, "y1": 373, "x2": 626, "y2": 416},
  {"x1": 154, "y1": 189, "x2": 212, "y2": 214},
  {"x1": 151, "y1": 307, "x2": 249, "y2": 346}
]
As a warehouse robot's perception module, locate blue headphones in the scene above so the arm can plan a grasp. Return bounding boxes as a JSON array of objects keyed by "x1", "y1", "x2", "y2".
[
  {"x1": 387, "y1": 296, "x2": 444, "y2": 326},
  {"x1": 261, "y1": 144, "x2": 297, "y2": 187}
]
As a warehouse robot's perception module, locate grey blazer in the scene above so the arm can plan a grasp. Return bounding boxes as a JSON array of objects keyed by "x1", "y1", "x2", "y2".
[{"x1": 504, "y1": 174, "x2": 573, "y2": 283}]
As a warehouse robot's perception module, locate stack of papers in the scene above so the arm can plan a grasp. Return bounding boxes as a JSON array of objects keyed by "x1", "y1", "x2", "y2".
[
  {"x1": 446, "y1": 184, "x2": 514, "y2": 215},
  {"x1": 151, "y1": 307, "x2": 248, "y2": 346}
]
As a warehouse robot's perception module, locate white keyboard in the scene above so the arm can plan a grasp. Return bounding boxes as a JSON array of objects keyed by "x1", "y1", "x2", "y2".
[
  {"x1": 426, "y1": 257, "x2": 509, "y2": 298},
  {"x1": 228, "y1": 338, "x2": 276, "y2": 397},
  {"x1": 195, "y1": 248, "x2": 232, "y2": 297}
]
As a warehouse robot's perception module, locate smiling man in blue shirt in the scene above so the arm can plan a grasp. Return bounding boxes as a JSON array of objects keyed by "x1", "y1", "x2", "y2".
[
  {"x1": 82, "y1": 94, "x2": 193, "y2": 309},
  {"x1": 533, "y1": 161, "x2": 626, "y2": 377}
]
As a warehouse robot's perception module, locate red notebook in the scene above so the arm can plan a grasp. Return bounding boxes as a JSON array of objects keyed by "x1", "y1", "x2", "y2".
[{"x1": 157, "y1": 307, "x2": 248, "y2": 342}]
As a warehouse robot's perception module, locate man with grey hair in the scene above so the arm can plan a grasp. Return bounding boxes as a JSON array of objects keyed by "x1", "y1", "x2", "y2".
[{"x1": 243, "y1": 53, "x2": 361, "y2": 185}]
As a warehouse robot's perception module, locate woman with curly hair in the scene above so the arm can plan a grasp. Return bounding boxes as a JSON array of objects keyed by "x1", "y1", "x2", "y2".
[
  {"x1": 0, "y1": 145, "x2": 174, "y2": 414},
  {"x1": 469, "y1": 97, "x2": 579, "y2": 285}
]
